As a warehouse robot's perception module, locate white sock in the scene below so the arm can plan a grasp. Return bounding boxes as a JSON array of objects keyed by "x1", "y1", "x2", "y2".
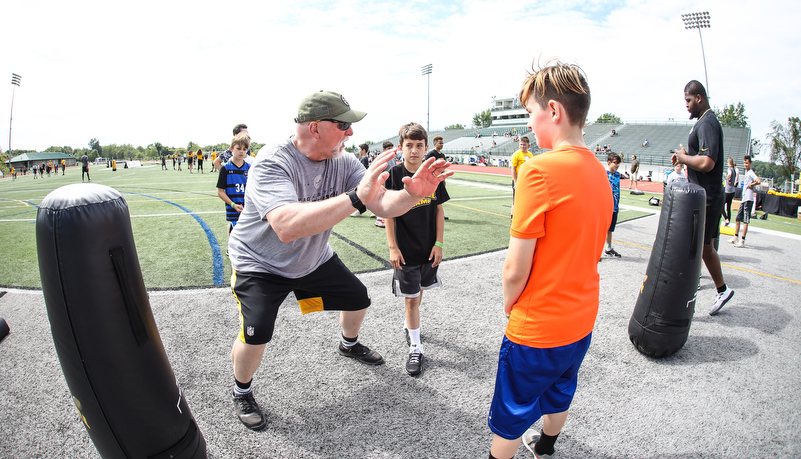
[{"x1": 408, "y1": 328, "x2": 421, "y2": 348}]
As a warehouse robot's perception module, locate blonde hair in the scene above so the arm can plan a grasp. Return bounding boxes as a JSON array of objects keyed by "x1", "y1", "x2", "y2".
[{"x1": 519, "y1": 59, "x2": 590, "y2": 127}]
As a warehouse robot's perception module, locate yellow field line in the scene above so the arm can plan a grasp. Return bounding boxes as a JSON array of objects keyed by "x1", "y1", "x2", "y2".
[
  {"x1": 0, "y1": 199, "x2": 35, "y2": 207},
  {"x1": 614, "y1": 240, "x2": 801, "y2": 284},
  {"x1": 444, "y1": 202, "x2": 511, "y2": 219}
]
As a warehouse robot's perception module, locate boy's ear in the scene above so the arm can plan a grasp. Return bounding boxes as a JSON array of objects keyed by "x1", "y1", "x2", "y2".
[{"x1": 549, "y1": 100, "x2": 563, "y2": 124}]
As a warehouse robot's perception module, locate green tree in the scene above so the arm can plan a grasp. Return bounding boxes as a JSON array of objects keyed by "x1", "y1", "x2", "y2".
[
  {"x1": 472, "y1": 109, "x2": 492, "y2": 128},
  {"x1": 444, "y1": 123, "x2": 465, "y2": 130},
  {"x1": 595, "y1": 113, "x2": 621, "y2": 124},
  {"x1": 714, "y1": 102, "x2": 748, "y2": 127},
  {"x1": 767, "y1": 117, "x2": 801, "y2": 193},
  {"x1": 88, "y1": 138, "x2": 102, "y2": 156}
]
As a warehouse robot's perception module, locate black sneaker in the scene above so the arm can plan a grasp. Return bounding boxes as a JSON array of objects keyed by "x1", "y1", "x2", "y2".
[
  {"x1": 605, "y1": 248, "x2": 622, "y2": 258},
  {"x1": 406, "y1": 346, "x2": 423, "y2": 376},
  {"x1": 337, "y1": 342, "x2": 385, "y2": 365},
  {"x1": 232, "y1": 390, "x2": 267, "y2": 431}
]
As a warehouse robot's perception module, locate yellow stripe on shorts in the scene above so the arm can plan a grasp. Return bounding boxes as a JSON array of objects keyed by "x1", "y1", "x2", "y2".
[
  {"x1": 231, "y1": 271, "x2": 246, "y2": 342},
  {"x1": 298, "y1": 297, "x2": 324, "y2": 315}
]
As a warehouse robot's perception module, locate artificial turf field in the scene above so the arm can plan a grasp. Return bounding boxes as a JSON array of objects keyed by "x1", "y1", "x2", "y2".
[{"x1": 1, "y1": 161, "x2": 799, "y2": 290}]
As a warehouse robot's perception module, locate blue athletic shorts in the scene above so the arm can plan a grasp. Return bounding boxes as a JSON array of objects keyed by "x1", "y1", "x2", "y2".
[{"x1": 488, "y1": 333, "x2": 592, "y2": 440}]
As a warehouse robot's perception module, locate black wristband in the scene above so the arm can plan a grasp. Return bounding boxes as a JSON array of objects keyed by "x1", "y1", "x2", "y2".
[{"x1": 347, "y1": 188, "x2": 366, "y2": 214}]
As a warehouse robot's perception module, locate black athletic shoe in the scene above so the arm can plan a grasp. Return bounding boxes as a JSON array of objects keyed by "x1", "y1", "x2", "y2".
[
  {"x1": 337, "y1": 342, "x2": 385, "y2": 365},
  {"x1": 405, "y1": 347, "x2": 423, "y2": 376},
  {"x1": 605, "y1": 248, "x2": 622, "y2": 258},
  {"x1": 232, "y1": 390, "x2": 267, "y2": 431}
]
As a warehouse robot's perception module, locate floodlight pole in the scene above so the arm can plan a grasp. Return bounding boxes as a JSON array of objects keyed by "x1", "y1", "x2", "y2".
[
  {"x1": 682, "y1": 12, "x2": 711, "y2": 98},
  {"x1": 422, "y1": 64, "x2": 433, "y2": 132},
  {"x1": 8, "y1": 74, "x2": 21, "y2": 165}
]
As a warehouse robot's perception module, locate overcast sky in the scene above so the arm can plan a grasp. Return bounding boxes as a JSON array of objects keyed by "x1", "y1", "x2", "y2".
[{"x1": 2, "y1": 0, "x2": 799, "y2": 160}]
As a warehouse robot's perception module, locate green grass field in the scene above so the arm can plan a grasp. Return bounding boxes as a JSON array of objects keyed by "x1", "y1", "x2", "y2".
[{"x1": 2, "y1": 163, "x2": 799, "y2": 289}]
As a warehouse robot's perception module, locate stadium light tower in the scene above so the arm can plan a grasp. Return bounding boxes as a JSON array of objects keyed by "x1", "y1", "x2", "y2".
[
  {"x1": 682, "y1": 11, "x2": 711, "y2": 98},
  {"x1": 421, "y1": 64, "x2": 433, "y2": 132},
  {"x1": 9, "y1": 73, "x2": 22, "y2": 162}
]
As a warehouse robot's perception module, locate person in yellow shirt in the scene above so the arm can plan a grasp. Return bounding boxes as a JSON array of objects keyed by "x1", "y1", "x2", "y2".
[
  {"x1": 61, "y1": 159, "x2": 66, "y2": 175},
  {"x1": 196, "y1": 149, "x2": 204, "y2": 174},
  {"x1": 509, "y1": 136, "x2": 534, "y2": 218}
]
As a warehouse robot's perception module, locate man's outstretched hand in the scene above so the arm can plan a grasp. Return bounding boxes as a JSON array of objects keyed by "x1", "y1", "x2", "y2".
[{"x1": 402, "y1": 157, "x2": 453, "y2": 197}]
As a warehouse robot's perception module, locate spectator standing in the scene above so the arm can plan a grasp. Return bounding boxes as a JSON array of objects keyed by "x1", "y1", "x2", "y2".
[
  {"x1": 426, "y1": 135, "x2": 449, "y2": 220},
  {"x1": 214, "y1": 124, "x2": 251, "y2": 171},
  {"x1": 374, "y1": 141, "x2": 397, "y2": 228},
  {"x1": 628, "y1": 154, "x2": 640, "y2": 191},
  {"x1": 509, "y1": 136, "x2": 534, "y2": 218},
  {"x1": 81, "y1": 153, "x2": 90, "y2": 182},
  {"x1": 723, "y1": 157, "x2": 739, "y2": 226},
  {"x1": 605, "y1": 152, "x2": 622, "y2": 258},
  {"x1": 729, "y1": 155, "x2": 760, "y2": 248},
  {"x1": 196, "y1": 149, "x2": 204, "y2": 174},
  {"x1": 217, "y1": 133, "x2": 251, "y2": 236}
]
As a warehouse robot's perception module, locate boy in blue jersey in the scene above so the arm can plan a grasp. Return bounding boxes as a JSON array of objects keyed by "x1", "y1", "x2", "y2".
[
  {"x1": 217, "y1": 132, "x2": 251, "y2": 236},
  {"x1": 604, "y1": 152, "x2": 622, "y2": 258}
]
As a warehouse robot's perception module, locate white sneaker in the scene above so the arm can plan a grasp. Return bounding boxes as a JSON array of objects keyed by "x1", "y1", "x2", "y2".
[
  {"x1": 350, "y1": 209, "x2": 362, "y2": 217},
  {"x1": 728, "y1": 236, "x2": 739, "y2": 244},
  {"x1": 709, "y1": 287, "x2": 734, "y2": 315},
  {"x1": 733, "y1": 240, "x2": 745, "y2": 248},
  {"x1": 522, "y1": 429, "x2": 553, "y2": 458}
]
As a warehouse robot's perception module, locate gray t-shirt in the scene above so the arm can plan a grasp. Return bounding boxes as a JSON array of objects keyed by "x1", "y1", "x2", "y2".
[
  {"x1": 742, "y1": 169, "x2": 759, "y2": 202},
  {"x1": 227, "y1": 137, "x2": 364, "y2": 278}
]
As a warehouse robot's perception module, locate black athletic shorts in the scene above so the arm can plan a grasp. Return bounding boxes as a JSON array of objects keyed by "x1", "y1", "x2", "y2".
[
  {"x1": 608, "y1": 211, "x2": 618, "y2": 233},
  {"x1": 735, "y1": 200, "x2": 753, "y2": 225},
  {"x1": 392, "y1": 262, "x2": 441, "y2": 298},
  {"x1": 703, "y1": 193, "x2": 724, "y2": 245},
  {"x1": 232, "y1": 254, "x2": 370, "y2": 345}
]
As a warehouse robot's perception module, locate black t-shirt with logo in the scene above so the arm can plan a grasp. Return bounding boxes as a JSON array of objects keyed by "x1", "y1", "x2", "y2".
[
  {"x1": 687, "y1": 112, "x2": 724, "y2": 202},
  {"x1": 386, "y1": 163, "x2": 449, "y2": 266}
]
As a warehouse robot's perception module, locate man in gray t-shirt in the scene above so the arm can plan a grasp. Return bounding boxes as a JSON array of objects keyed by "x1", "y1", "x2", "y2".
[{"x1": 226, "y1": 90, "x2": 453, "y2": 432}]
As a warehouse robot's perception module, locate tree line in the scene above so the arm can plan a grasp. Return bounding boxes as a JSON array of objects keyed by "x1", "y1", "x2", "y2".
[{"x1": 2, "y1": 138, "x2": 265, "y2": 166}]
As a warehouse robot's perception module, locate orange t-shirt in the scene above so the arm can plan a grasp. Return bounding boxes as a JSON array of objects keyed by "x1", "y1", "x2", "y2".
[{"x1": 505, "y1": 145, "x2": 613, "y2": 348}]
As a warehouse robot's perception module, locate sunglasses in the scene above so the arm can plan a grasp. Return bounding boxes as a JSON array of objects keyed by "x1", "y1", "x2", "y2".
[{"x1": 319, "y1": 119, "x2": 351, "y2": 131}]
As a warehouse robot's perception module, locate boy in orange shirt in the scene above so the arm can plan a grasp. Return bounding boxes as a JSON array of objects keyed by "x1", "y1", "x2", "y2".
[{"x1": 487, "y1": 60, "x2": 612, "y2": 459}]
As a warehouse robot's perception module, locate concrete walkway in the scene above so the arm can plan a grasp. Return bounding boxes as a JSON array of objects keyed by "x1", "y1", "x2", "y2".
[{"x1": 1, "y1": 205, "x2": 800, "y2": 457}]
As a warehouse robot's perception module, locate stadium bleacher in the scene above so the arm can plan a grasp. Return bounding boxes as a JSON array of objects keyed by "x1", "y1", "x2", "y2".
[{"x1": 367, "y1": 121, "x2": 751, "y2": 176}]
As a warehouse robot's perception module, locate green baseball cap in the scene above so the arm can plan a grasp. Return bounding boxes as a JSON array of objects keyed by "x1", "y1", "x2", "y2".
[{"x1": 294, "y1": 90, "x2": 367, "y2": 124}]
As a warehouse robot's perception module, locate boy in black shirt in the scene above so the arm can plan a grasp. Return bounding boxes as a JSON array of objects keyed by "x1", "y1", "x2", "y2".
[{"x1": 384, "y1": 123, "x2": 450, "y2": 376}]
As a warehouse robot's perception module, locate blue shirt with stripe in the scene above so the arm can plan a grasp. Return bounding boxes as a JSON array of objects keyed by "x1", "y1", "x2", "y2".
[{"x1": 216, "y1": 160, "x2": 250, "y2": 221}]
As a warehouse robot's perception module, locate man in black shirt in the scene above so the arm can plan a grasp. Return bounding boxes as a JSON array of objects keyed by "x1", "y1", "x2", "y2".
[
  {"x1": 672, "y1": 80, "x2": 734, "y2": 315},
  {"x1": 425, "y1": 136, "x2": 449, "y2": 220}
]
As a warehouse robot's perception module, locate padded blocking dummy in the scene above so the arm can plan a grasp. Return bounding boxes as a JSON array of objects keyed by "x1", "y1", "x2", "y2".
[
  {"x1": 629, "y1": 182, "x2": 706, "y2": 358},
  {"x1": 36, "y1": 184, "x2": 206, "y2": 459},
  {"x1": 0, "y1": 316, "x2": 8, "y2": 343}
]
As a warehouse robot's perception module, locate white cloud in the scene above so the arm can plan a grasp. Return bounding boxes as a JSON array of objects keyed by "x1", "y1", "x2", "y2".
[{"x1": 2, "y1": 0, "x2": 800, "y2": 159}]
